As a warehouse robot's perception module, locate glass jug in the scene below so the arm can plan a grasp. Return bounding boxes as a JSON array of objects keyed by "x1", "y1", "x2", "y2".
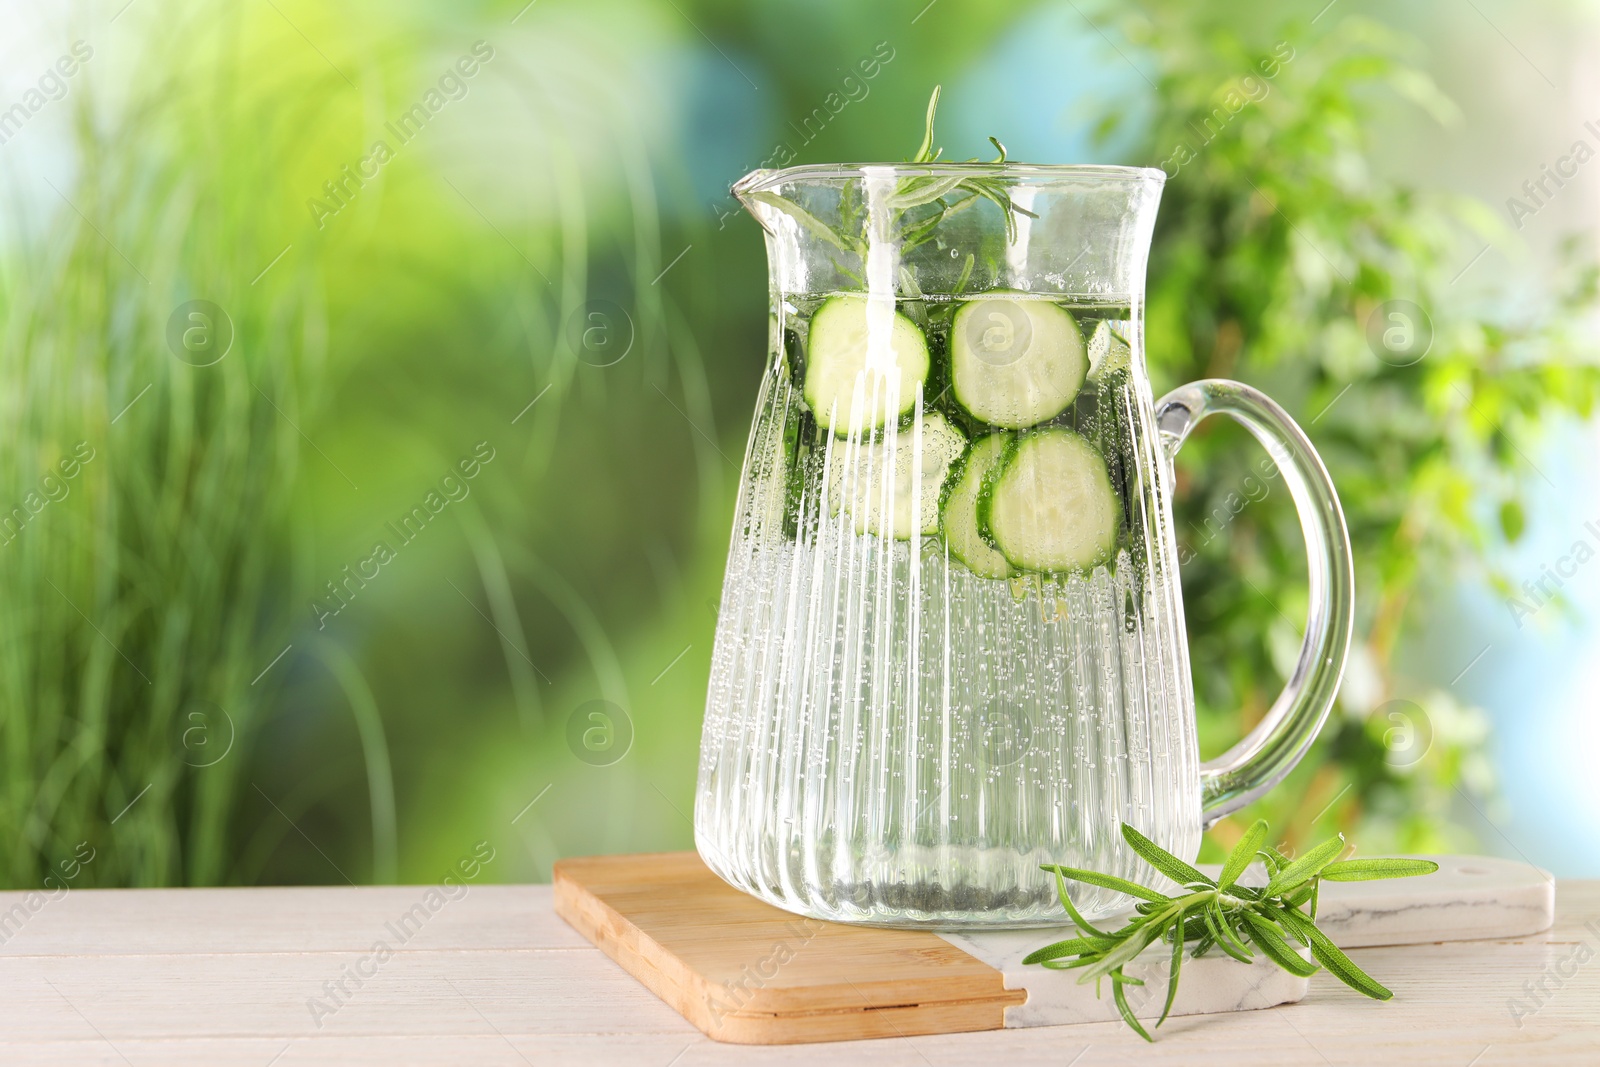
[{"x1": 695, "y1": 163, "x2": 1353, "y2": 928}]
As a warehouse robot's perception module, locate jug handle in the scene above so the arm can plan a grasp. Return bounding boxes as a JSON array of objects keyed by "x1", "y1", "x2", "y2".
[{"x1": 1154, "y1": 379, "x2": 1355, "y2": 826}]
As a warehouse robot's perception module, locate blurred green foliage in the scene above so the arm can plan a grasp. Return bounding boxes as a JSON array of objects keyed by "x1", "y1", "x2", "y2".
[
  {"x1": 0, "y1": 0, "x2": 1592, "y2": 887},
  {"x1": 1103, "y1": 2, "x2": 1600, "y2": 857}
]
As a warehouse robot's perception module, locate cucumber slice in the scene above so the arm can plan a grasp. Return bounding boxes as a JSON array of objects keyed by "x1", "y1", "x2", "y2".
[
  {"x1": 940, "y1": 434, "x2": 1016, "y2": 579},
  {"x1": 1087, "y1": 319, "x2": 1131, "y2": 381},
  {"x1": 830, "y1": 410, "x2": 966, "y2": 539},
  {"x1": 804, "y1": 295, "x2": 930, "y2": 433},
  {"x1": 950, "y1": 297, "x2": 1086, "y2": 429},
  {"x1": 982, "y1": 427, "x2": 1119, "y2": 573}
]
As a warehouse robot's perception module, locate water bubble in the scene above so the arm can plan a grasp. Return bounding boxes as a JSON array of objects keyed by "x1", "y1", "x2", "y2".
[{"x1": 967, "y1": 699, "x2": 1036, "y2": 769}]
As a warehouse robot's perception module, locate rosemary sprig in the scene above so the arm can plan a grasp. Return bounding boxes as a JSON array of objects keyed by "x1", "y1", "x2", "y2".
[
  {"x1": 1024, "y1": 821, "x2": 1440, "y2": 1042},
  {"x1": 898, "y1": 85, "x2": 1036, "y2": 246},
  {"x1": 746, "y1": 86, "x2": 1036, "y2": 257}
]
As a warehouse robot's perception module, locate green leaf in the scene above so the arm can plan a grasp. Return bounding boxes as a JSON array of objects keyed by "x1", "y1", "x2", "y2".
[
  {"x1": 912, "y1": 86, "x2": 941, "y2": 163},
  {"x1": 1259, "y1": 846, "x2": 1288, "y2": 878},
  {"x1": 1077, "y1": 922, "x2": 1166, "y2": 984},
  {"x1": 953, "y1": 251, "x2": 975, "y2": 293},
  {"x1": 1157, "y1": 911, "x2": 1186, "y2": 1027},
  {"x1": 745, "y1": 191, "x2": 851, "y2": 252},
  {"x1": 1021, "y1": 938, "x2": 1098, "y2": 965},
  {"x1": 1276, "y1": 903, "x2": 1312, "y2": 947},
  {"x1": 1218, "y1": 819, "x2": 1268, "y2": 891},
  {"x1": 1202, "y1": 903, "x2": 1254, "y2": 964},
  {"x1": 894, "y1": 205, "x2": 948, "y2": 248},
  {"x1": 1112, "y1": 973, "x2": 1154, "y2": 1043},
  {"x1": 1278, "y1": 908, "x2": 1394, "y2": 1000},
  {"x1": 961, "y1": 179, "x2": 1023, "y2": 242},
  {"x1": 1121, "y1": 824, "x2": 1215, "y2": 888},
  {"x1": 1320, "y1": 858, "x2": 1441, "y2": 881},
  {"x1": 1042, "y1": 863, "x2": 1170, "y2": 903},
  {"x1": 1263, "y1": 834, "x2": 1346, "y2": 897},
  {"x1": 1213, "y1": 901, "x2": 1255, "y2": 958},
  {"x1": 887, "y1": 174, "x2": 968, "y2": 212},
  {"x1": 1240, "y1": 912, "x2": 1320, "y2": 978},
  {"x1": 1048, "y1": 867, "x2": 1114, "y2": 941}
]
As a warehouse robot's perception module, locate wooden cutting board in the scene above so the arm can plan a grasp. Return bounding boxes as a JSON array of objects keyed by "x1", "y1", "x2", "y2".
[
  {"x1": 553, "y1": 851, "x2": 1553, "y2": 1045},
  {"x1": 553, "y1": 851, "x2": 1027, "y2": 1043}
]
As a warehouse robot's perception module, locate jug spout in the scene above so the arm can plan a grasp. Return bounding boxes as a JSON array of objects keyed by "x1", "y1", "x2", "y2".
[
  {"x1": 731, "y1": 167, "x2": 839, "y2": 241},
  {"x1": 731, "y1": 168, "x2": 777, "y2": 234},
  {"x1": 729, "y1": 167, "x2": 771, "y2": 227}
]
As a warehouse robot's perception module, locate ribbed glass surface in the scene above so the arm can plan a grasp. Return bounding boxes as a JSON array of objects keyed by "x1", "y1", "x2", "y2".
[{"x1": 695, "y1": 299, "x2": 1200, "y2": 928}]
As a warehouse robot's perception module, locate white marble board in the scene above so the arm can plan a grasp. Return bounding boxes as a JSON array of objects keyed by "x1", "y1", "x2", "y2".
[{"x1": 938, "y1": 854, "x2": 1554, "y2": 1028}]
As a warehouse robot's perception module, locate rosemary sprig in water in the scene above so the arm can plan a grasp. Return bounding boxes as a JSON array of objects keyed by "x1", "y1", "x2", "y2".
[{"x1": 1025, "y1": 821, "x2": 1439, "y2": 1042}]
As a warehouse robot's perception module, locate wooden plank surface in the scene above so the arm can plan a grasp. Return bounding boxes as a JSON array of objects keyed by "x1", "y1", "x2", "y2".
[
  {"x1": 0, "y1": 879, "x2": 1594, "y2": 1064},
  {"x1": 553, "y1": 851, "x2": 1026, "y2": 1043}
]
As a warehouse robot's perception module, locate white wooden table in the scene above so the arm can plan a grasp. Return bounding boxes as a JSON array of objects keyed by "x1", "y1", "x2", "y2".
[{"x1": 0, "y1": 880, "x2": 1596, "y2": 1065}]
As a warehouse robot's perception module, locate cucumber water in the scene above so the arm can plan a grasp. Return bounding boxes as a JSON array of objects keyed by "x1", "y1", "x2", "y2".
[
  {"x1": 784, "y1": 291, "x2": 1133, "y2": 579},
  {"x1": 708, "y1": 286, "x2": 1188, "y2": 926}
]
